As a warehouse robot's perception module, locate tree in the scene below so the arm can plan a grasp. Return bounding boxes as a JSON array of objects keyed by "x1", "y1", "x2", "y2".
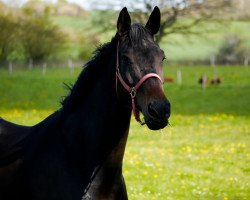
[
  {"x1": 90, "y1": 0, "x2": 231, "y2": 43},
  {"x1": 216, "y1": 34, "x2": 250, "y2": 64},
  {"x1": 0, "y1": 14, "x2": 20, "y2": 62},
  {"x1": 0, "y1": 3, "x2": 68, "y2": 63},
  {"x1": 20, "y1": 14, "x2": 66, "y2": 62},
  {"x1": 0, "y1": 1, "x2": 6, "y2": 11}
]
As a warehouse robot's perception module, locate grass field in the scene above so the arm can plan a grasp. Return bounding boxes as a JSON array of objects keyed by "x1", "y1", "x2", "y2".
[
  {"x1": 51, "y1": 14, "x2": 250, "y2": 62},
  {"x1": 0, "y1": 66, "x2": 249, "y2": 200}
]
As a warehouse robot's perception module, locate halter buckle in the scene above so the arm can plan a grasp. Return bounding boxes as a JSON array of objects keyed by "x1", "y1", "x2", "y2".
[{"x1": 130, "y1": 87, "x2": 136, "y2": 98}]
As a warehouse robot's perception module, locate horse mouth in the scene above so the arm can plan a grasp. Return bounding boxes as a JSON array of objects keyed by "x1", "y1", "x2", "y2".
[
  {"x1": 144, "y1": 116, "x2": 169, "y2": 130},
  {"x1": 140, "y1": 108, "x2": 170, "y2": 130},
  {"x1": 139, "y1": 100, "x2": 170, "y2": 130}
]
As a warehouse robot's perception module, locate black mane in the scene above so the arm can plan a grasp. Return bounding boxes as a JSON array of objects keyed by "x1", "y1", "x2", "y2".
[
  {"x1": 61, "y1": 36, "x2": 118, "y2": 115},
  {"x1": 61, "y1": 24, "x2": 152, "y2": 115}
]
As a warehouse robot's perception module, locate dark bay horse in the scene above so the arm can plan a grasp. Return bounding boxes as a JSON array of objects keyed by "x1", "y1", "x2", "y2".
[{"x1": 0, "y1": 7, "x2": 170, "y2": 200}]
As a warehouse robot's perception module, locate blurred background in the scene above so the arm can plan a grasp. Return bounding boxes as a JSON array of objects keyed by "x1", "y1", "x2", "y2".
[
  {"x1": 0, "y1": 0, "x2": 249, "y2": 200},
  {"x1": 0, "y1": 0, "x2": 249, "y2": 66}
]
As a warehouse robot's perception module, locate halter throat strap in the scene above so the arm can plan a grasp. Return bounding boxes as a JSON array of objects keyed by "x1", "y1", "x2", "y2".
[{"x1": 115, "y1": 41, "x2": 163, "y2": 124}]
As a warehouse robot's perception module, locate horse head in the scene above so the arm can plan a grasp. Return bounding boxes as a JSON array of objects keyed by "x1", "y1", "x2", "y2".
[{"x1": 116, "y1": 7, "x2": 171, "y2": 130}]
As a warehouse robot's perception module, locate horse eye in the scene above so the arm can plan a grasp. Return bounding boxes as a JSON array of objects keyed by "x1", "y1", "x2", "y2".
[
  {"x1": 122, "y1": 55, "x2": 132, "y2": 65},
  {"x1": 162, "y1": 56, "x2": 166, "y2": 61},
  {"x1": 122, "y1": 55, "x2": 129, "y2": 61}
]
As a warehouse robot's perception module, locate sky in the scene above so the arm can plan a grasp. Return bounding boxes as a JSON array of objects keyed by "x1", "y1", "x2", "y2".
[
  {"x1": 1, "y1": 0, "x2": 92, "y2": 9},
  {"x1": 1, "y1": 0, "x2": 164, "y2": 10}
]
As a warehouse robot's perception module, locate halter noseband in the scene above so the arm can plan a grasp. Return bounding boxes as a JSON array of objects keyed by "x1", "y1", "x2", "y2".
[{"x1": 115, "y1": 41, "x2": 163, "y2": 124}]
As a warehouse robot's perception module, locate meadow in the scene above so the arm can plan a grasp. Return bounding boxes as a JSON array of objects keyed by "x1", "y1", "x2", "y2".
[
  {"x1": 51, "y1": 14, "x2": 250, "y2": 62},
  {"x1": 0, "y1": 66, "x2": 249, "y2": 200}
]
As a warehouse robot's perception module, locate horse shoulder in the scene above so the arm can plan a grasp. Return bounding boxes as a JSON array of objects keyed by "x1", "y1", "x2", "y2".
[
  {"x1": 0, "y1": 159, "x2": 23, "y2": 187},
  {"x1": 82, "y1": 129, "x2": 129, "y2": 200}
]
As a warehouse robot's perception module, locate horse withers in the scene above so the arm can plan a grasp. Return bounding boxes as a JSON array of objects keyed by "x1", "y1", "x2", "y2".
[{"x1": 0, "y1": 6, "x2": 170, "y2": 200}]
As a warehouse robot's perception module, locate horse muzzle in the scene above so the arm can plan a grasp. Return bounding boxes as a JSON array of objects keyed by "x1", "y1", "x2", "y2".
[{"x1": 143, "y1": 99, "x2": 171, "y2": 130}]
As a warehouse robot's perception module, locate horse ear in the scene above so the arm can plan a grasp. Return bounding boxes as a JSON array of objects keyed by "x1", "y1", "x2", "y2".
[
  {"x1": 117, "y1": 7, "x2": 131, "y2": 36},
  {"x1": 145, "y1": 6, "x2": 161, "y2": 35}
]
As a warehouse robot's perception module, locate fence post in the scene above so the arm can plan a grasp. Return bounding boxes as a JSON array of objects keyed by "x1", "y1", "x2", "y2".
[
  {"x1": 42, "y1": 63, "x2": 47, "y2": 75},
  {"x1": 244, "y1": 56, "x2": 249, "y2": 66},
  {"x1": 210, "y1": 55, "x2": 216, "y2": 67},
  {"x1": 177, "y1": 69, "x2": 182, "y2": 85},
  {"x1": 68, "y1": 59, "x2": 74, "y2": 75},
  {"x1": 29, "y1": 59, "x2": 33, "y2": 70},
  {"x1": 9, "y1": 61, "x2": 13, "y2": 74}
]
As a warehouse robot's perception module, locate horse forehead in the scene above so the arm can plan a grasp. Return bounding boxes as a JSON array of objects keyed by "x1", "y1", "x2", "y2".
[
  {"x1": 134, "y1": 48, "x2": 160, "y2": 73},
  {"x1": 141, "y1": 38, "x2": 154, "y2": 47},
  {"x1": 133, "y1": 45, "x2": 160, "y2": 62},
  {"x1": 126, "y1": 42, "x2": 159, "y2": 56}
]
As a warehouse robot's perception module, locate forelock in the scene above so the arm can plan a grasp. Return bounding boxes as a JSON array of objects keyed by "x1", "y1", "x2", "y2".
[{"x1": 128, "y1": 23, "x2": 153, "y2": 46}]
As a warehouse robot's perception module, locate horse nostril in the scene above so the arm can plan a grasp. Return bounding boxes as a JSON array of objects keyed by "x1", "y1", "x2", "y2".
[
  {"x1": 148, "y1": 103, "x2": 159, "y2": 119},
  {"x1": 148, "y1": 101, "x2": 171, "y2": 120}
]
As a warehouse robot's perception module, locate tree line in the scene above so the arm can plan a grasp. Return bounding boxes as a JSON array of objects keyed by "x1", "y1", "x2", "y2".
[
  {"x1": 0, "y1": 9, "x2": 66, "y2": 64},
  {"x1": 1, "y1": 0, "x2": 249, "y2": 65}
]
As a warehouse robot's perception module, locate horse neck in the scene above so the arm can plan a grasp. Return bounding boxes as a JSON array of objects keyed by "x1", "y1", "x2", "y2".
[{"x1": 61, "y1": 47, "x2": 132, "y2": 171}]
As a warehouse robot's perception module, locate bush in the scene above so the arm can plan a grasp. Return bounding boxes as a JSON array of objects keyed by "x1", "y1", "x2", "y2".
[
  {"x1": 216, "y1": 35, "x2": 250, "y2": 64},
  {"x1": 20, "y1": 14, "x2": 67, "y2": 63},
  {"x1": 78, "y1": 33, "x2": 99, "y2": 61},
  {"x1": 0, "y1": 8, "x2": 68, "y2": 64},
  {"x1": 0, "y1": 14, "x2": 21, "y2": 62}
]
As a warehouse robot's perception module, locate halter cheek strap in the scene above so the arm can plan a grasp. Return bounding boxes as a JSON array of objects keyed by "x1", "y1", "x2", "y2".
[{"x1": 115, "y1": 42, "x2": 163, "y2": 124}]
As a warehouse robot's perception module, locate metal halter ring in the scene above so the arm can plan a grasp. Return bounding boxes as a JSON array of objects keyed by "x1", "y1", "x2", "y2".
[{"x1": 130, "y1": 87, "x2": 136, "y2": 98}]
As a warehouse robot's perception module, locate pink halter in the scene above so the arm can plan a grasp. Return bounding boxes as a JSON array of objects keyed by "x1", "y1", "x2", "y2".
[{"x1": 115, "y1": 41, "x2": 163, "y2": 124}]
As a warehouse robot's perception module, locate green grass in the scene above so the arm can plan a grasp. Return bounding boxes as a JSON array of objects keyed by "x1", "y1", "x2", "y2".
[
  {"x1": 51, "y1": 15, "x2": 92, "y2": 31},
  {"x1": 0, "y1": 66, "x2": 249, "y2": 200},
  {"x1": 164, "y1": 65, "x2": 250, "y2": 116},
  {"x1": 161, "y1": 21, "x2": 250, "y2": 61},
  {"x1": 126, "y1": 114, "x2": 249, "y2": 200},
  {"x1": 51, "y1": 13, "x2": 250, "y2": 62}
]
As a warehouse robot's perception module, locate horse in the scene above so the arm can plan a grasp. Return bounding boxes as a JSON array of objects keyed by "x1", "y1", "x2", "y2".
[{"x1": 0, "y1": 7, "x2": 170, "y2": 200}]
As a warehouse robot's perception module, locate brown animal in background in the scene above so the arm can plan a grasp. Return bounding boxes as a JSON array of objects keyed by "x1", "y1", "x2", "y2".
[
  {"x1": 164, "y1": 76, "x2": 174, "y2": 83},
  {"x1": 199, "y1": 75, "x2": 223, "y2": 87},
  {"x1": 210, "y1": 77, "x2": 222, "y2": 85}
]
